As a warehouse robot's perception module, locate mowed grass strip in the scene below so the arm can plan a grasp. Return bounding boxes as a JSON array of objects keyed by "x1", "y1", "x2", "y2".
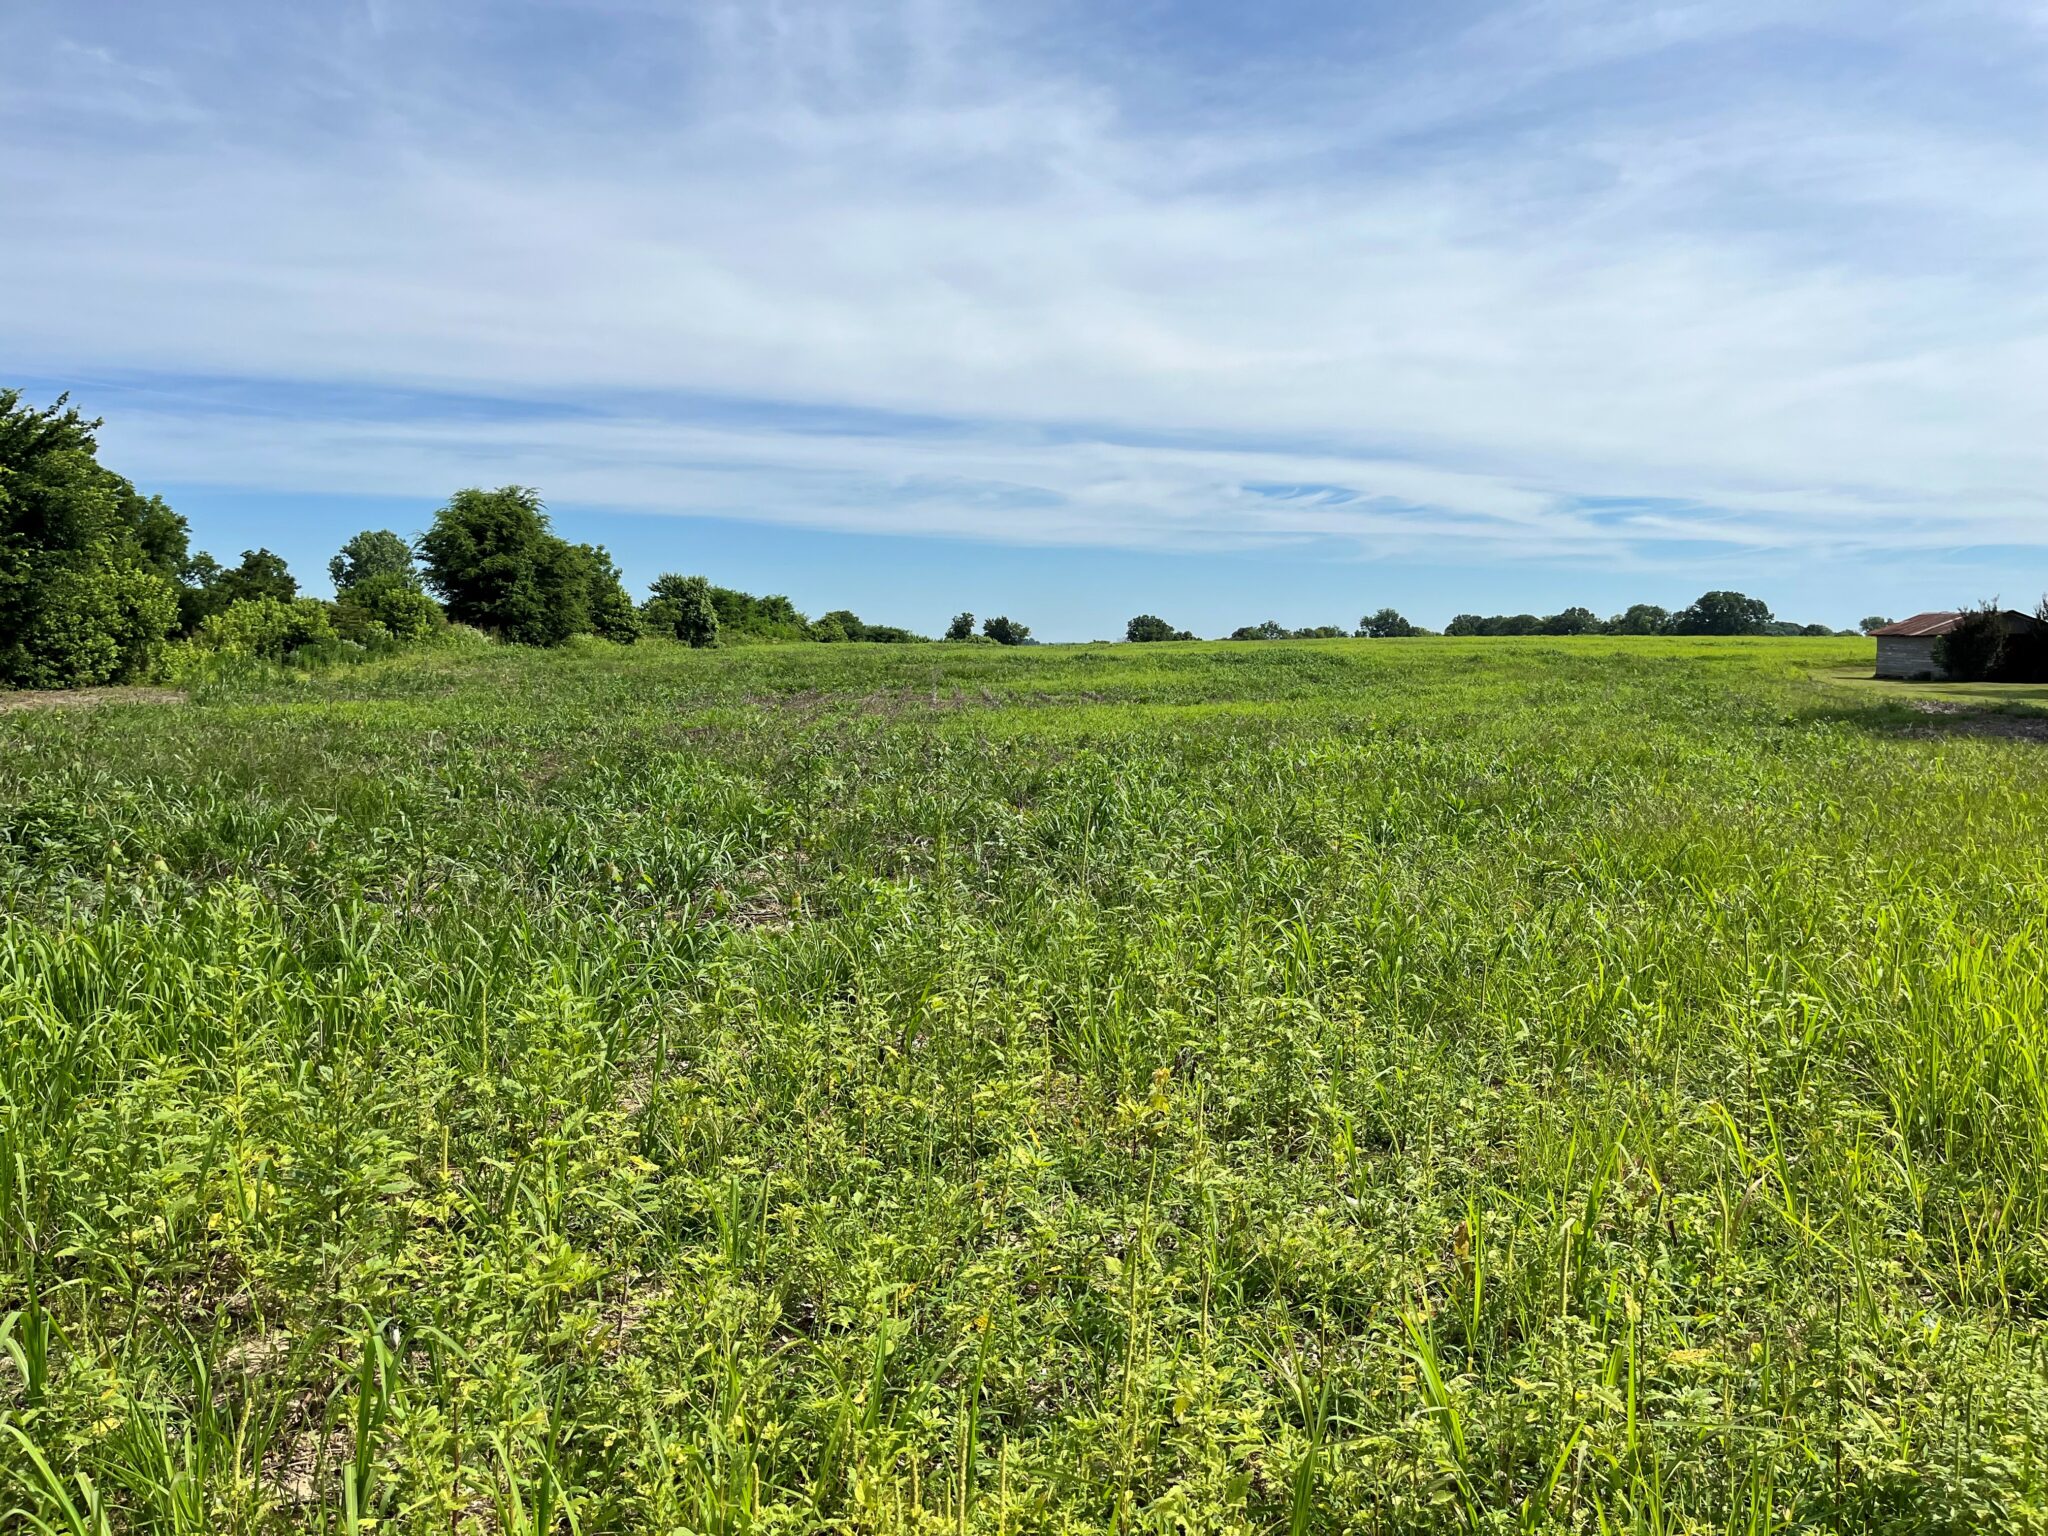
[{"x1": 2, "y1": 637, "x2": 2046, "y2": 1534}]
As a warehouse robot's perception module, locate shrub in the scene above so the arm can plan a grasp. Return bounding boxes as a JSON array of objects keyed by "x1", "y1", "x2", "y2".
[
  {"x1": 588, "y1": 582, "x2": 642, "y2": 644},
  {"x1": 334, "y1": 573, "x2": 444, "y2": 644},
  {"x1": 644, "y1": 574, "x2": 720, "y2": 647},
  {"x1": 196, "y1": 596, "x2": 336, "y2": 659}
]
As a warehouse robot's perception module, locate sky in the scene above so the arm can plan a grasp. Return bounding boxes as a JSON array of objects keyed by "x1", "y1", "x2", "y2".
[{"x1": 4, "y1": 0, "x2": 2045, "y2": 639}]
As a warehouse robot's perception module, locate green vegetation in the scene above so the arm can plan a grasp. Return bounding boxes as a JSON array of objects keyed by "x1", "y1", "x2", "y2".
[
  {"x1": 4, "y1": 634, "x2": 2045, "y2": 1533},
  {"x1": 0, "y1": 390, "x2": 184, "y2": 688},
  {"x1": 1933, "y1": 603, "x2": 2048, "y2": 684},
  {"x1": 1446, "y1": 593, "x2": 1839, "y2": 639}
]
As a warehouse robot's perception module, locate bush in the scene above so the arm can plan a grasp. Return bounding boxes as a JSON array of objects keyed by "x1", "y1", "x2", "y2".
[
  {"x1": 334, "y1": 573, "x2": 444, "y2": 644},
  {"x1": 644, "y1": 574, "x2": 720, "y2": 647},
  {"x1": 588, "y1": 582, "x2": 642, "y2": 644},
  {"x1": 1935, "y1": 604, "x2": 2048, "y2": 683},
  {"x1": 195, "y1": 597, "x2": 336, "y2": 659}
]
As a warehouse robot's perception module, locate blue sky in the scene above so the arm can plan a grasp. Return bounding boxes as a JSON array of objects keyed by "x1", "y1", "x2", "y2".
[{"x1": 5, "y1": 1, "x2": 2045, "y2": 638}]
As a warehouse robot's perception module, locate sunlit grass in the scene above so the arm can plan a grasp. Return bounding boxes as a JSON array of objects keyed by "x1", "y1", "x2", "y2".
[{"x1": 3, "y1": 635, "x2": 2045, "y2": 1533}]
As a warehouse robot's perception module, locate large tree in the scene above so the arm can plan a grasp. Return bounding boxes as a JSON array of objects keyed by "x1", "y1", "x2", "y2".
[
  {"x1": 417, "y1": 486, "x2": 605, "y2": 646},
  {"x1": 982, "y1": 615, "x2": 1030, "y2": 646},
  {"x1": 1357, "y1": 608, "x2": 1417, "y2": 638},
  {"x1": 329, "y1": 529, "x2": 418, "y2": 592},
  {"x1": 215, "y1": 548, "x2": 299, "y2": 607},
  {"x1": 1670, "y1": 590, "x2": 1773, "y2": 636},
  {"x1": 1609, "y1": 603, "x2": 1671, "y2": 635},
  {"x1": 644, "y1": 573, "x2": 720, "y2": 647},
  {"x1": 1125, "y1": 614, "x2": 1193, "y2": 642},
  {"x1": 0, "y1": 390, "x2": 184, "y2": 688}
]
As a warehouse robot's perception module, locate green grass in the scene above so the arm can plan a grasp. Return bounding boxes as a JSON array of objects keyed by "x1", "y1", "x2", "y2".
[
  {"x1": 1818, "y1": 666, "x2": 2048, "y2": 716},
  {"x1": 3, "y1": 634, "x2": 2046, "y2": 1534}
]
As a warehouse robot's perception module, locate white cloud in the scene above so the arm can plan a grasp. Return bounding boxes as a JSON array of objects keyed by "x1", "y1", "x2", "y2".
[{"x1": 2, "y1": 0, "x2": 2045, "y2": 562}]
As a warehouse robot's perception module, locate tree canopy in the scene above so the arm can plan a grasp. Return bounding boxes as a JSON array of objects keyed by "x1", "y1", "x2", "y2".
[
  {"x1": 0, "y1": 389, "x2": 184, "y2": 688},
  {"x1": 1670, "y1": 590, "x2": 1772, "y2": 636},
  {"x1": 644, "y1": 573, "x2": 720, "y2": 647},
  {"x1": 417, "y1": 487, "x2": 631, "y2": 647},
  {"x1": 1126, "y1": 614, "x2": 1194, "y2": 642},
  {"x1": 329, "y1": 529, "x2": 418, "y2": 592},
  {"x1": 1358, "y1": 608, "x2": 1418, "y2": 638}
]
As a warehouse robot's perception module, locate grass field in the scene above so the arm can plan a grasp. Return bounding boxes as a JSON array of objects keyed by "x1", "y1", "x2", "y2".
[{"x1": 3, "y1": 636, "x2": 2046, "y2": 1534}]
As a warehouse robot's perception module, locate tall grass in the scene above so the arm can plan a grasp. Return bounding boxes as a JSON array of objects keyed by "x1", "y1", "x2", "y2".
[{"x1": 2, "y1": 636, "x2": 2045, "y2": 1532}]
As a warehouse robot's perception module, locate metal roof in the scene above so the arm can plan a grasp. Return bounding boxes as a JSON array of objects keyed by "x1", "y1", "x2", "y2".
[
  {"x1": 1872, "y1": 612, "x2": 1969, "y2": 638},
  {"x1": 1872, "y1": 610, "x2": 2041, "y2": 638}
]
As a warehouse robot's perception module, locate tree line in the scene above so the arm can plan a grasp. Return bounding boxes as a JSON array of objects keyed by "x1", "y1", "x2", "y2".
[
  {"x1": 0, "y1": 390, "x2": 1885, "y2": 689},
  {"x1": 0, "y1": 389, "x2": 1036, "y2": 686}
]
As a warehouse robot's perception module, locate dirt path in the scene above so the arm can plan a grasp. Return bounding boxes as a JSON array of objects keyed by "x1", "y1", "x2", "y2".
[
  {"x1": 0, "y1": 686, "x2": 186, "y2": 714},
  {"x1": 1905, "y1": 699, "x2": 2048, "y2": 742}
]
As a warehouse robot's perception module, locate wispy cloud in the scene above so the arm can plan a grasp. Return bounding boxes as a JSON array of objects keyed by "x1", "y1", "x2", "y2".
[{"x1": 3, "y1": 0, "x2": 2044, "y2": 566}]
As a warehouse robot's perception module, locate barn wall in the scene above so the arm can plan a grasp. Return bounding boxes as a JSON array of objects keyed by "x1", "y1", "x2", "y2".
[{"x1": 1876, "y1": 636, "x2": 1944, "y2": 680}]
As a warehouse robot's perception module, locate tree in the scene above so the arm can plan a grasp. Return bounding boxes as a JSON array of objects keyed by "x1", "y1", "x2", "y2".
[
  {"x1": 1294, "y1": 625, "x2": 1350, "y2": 639},
  {"x1": 1540, "y1": 606, "x2": 1600, "y2": 636},
  {"x1": 1230, "y1": 620, "x2": 1288, "y2": 641},
  {"x1": 1609, "y1": 603, "x2": 1670, "y2": 635},
  {"x1": 813, "y1": 609, "x2": 866, "y2": 642},
  {"x1": 1357, "y1": 608, "x2": 1417, "y2": 638},
  {"x1": 215, "y1": 549, "x2": 299, "y2": 607},
  {"x1": 1126, "y1": 614, "x2": 1184, "y2": 642},
  {"x1": 418, "y1": 487, "x2": 595, "y2": 646},
  {"x1": 945, "y1": 612, "x2": 975, "y2": 641},
  {"x1": 983, "y1": 615, "x2": 1030, "y2": 646},
  {"x1": 329, "y1": 530, "x2": 418, "y2": 592},
  {"x1": 0, "y1": 389, "x2": 184, "y2": 688},
  {"x1": 644, "y1": 573, "x2": 720, "y2": 647},
  {"x1": 1670, "y1": 590, "x2": 1772, "y2": 636},
  {"x1": 1858, "y1": 615, "x2": 1893, "y2": 635},
  {"x1": 563, "y1": 543, "x2": 638, "y2": 644},
  {"x1": 334, "y1": 573, "x2": 444, "y2": 644},
  {"x1": 707, "y1": 587, "x2": 809, "y2": 642}
]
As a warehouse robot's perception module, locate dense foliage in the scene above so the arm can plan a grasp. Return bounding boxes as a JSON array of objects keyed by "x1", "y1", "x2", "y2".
[
  {"x1": 328, "y1": 529, "x2": 418, "y2": 592},
  {"x1": 1933, "y1": 601, "x2": 2048, "y2": 682},
  {"x1": 1126, "y1": 614, "x2": 1195, "y2": 642},
  {"x1": 0, "y1": 390, "x2": 184, "y2": 687},
  {"x1": 1447, "y1": 592, "x2": 1806, "y2": 638},
  {"x1": 644, "y1": 573, "x2": 721, "y2": 647},
  {"x1": 193, "y1": 595, "x2": 338, "y2": 658},
  {"x1": 3, "y1": 637, "x2": 2045, "y2": 1533},
  {"x1": 416, "y1": 486, "x2": 634, "y2": 647}
]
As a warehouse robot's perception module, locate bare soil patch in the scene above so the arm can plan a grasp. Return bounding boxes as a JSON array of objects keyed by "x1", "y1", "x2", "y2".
[
  {"x1": 1904, "y1": 699, "x2": 2048, "y2": 742},
  {"x1": 0, "y1": 686, "x2": 185, "y2": 714}
]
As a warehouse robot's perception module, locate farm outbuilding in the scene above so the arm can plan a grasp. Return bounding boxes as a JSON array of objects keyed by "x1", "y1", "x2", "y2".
[{"x1": 1871, "y1": 610, "x2": 2044, "y2": 680}]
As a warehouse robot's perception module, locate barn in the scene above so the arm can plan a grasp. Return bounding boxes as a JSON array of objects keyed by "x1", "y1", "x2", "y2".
[{"x1": 1872, "y1": 610, "x2": 2043, "y2": 680}]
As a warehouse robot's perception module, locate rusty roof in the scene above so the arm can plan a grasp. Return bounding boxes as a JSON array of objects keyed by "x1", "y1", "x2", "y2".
[{"x1": 1872, "y1": 610, "x2": 2038, "y2": 638}]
